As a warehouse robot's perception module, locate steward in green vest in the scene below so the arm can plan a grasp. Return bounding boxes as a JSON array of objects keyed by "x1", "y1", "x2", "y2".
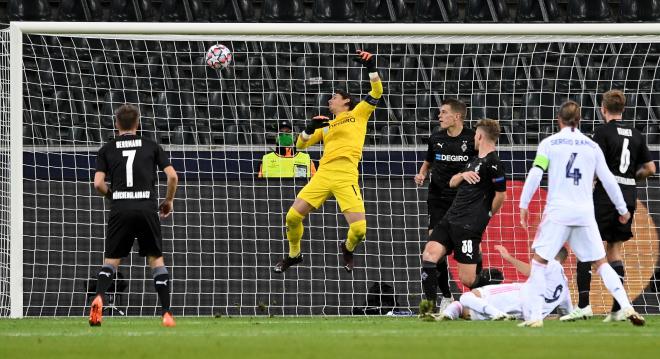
[{"x1": 259, "y1": 120, "x2": 317, "y2": 178}]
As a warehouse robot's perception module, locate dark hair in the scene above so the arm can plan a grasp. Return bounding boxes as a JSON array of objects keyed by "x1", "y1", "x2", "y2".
[
  {"x1": 556, "y1": 247, "x2": 569, "y2": 262},
  {"x1": 602, "y1": 90, "x2": 626, "y2": 114},
  {"x1": 115, "y1": 103, "x2": 140, "y2": 131},
  {"x1": 558, "y1": 100, "x2": 580, "y2": 128},
  {"x1": 335, "y1": 89, "x2": 357, "y2": 110},
  {"x1": 441, "y1": 98, "x2": 467, "y2": 121},
  {"x1": 474, "y1": 118, "x2": 501, "y2": 142}
]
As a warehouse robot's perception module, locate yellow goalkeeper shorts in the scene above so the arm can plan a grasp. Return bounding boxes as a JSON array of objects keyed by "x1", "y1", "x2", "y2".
[{"x1": 296, "y1": 158, "x2": 365, "y2": 213}]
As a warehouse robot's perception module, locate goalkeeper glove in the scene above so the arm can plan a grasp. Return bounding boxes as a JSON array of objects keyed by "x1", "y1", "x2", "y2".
[
  {"x1": 353, "y1": 50, "x2": 376, "y2": 73},
  {"x1": 303, "y1": 115, "x2": 330, "y2": 137}
]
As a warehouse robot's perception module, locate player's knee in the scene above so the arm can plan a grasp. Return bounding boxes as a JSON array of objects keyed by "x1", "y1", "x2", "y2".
[
  {"x1": 422, "y1": 243, "x2": 442, "y2": 262},
  {"x1": 459, "y1": 292, "x2": 476, "y2": 306},
  {"x1": 286, "y1": 207, "x2": 304, "y2": 227},
  {"x1": 349, "y1": 220, "x2": 367, "y2": 240}
]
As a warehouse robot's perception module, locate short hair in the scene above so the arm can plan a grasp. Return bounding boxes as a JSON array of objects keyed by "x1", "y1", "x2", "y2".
[
  {"x1": 115, "y1": 104, "x2": 140, "y2": 131},
  {"x1": 556, "y1": 247, "x2": 569, "y2": 262},
  {"x1": 602, "y1": 90, "x2": 626, "y2": 114},
  {"x1": 441, "y1": 98, "x2": 467, "y2": 121},
  {"x1": 335, "y1": 89, "x2": 357, "y2": 110},
  {"x1": 558, "y1": 100, "x2": 580, "y2": 128},
  {"x1": 474, "y1": 118, "x2": 500, "y2": 142}
]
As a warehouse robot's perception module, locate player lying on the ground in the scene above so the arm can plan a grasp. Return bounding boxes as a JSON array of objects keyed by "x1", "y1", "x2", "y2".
[
  {"x1": 273, "y1": 49, "x2": 382, "y2": 273},
  {"x1": 436, "y1": 246, "x2": 572, "y2": 321}
]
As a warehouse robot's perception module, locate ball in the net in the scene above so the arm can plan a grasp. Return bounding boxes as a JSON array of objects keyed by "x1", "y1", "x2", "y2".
[{"x1": 206, "y1": 44, "x2": 232, "y2": 69}]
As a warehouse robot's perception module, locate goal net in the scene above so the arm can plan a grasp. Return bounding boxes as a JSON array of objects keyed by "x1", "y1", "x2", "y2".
[{"x1": 1, "y1": 23, "x2": 659, "y2": 317}]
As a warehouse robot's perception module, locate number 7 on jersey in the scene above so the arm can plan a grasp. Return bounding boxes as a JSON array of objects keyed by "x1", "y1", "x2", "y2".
[{"x1": 122, "y1": 150, "x2": 136, "y2": 187}]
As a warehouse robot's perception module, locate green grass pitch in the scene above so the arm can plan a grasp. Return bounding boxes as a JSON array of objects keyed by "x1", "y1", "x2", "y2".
[{"x1": 1, "y1": 316, "x2": 659, "y2": 359}]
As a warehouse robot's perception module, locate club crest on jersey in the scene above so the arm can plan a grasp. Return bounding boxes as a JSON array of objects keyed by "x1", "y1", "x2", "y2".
[{"x1": 461, "y1": 141, "x2": 468, "y2": 152}]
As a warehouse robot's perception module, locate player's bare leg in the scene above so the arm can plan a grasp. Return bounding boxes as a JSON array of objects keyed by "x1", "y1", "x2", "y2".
[
  {"x1": 340, "y1": 211, "x2": 366, "y2": 272},
  {"x1": 274, "y1": 198, "x2": 314, "y2": 273},
  {"x1": 89, "y1": 258, "x2": 120, "y2": 327},
  {"x1": 429, "y1": 229, "x2": 454, "y2": 311}
]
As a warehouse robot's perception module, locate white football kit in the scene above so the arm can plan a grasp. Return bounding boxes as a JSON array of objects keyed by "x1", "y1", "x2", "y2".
[
  {"x1": 469, "y1": 260, "x2": 572, "y2": 320},
  {"x1": 520, "y1": 127, "x2": 628, "y2": 262}
]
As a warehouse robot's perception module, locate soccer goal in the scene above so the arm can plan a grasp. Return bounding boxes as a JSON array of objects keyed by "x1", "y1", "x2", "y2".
[{"x1": 1, "y1": 22, "x2": 659, "y2": 318}]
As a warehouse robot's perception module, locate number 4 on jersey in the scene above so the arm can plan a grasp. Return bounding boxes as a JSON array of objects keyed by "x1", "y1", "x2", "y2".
[{"x1": 565, "y1": 152, "x2": 582, "y2": 185}]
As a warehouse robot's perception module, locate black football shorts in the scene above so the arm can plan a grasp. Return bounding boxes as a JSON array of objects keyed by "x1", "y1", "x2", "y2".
[{"x1": 105, "y1": 209, "x2": 163, "y2": 258}]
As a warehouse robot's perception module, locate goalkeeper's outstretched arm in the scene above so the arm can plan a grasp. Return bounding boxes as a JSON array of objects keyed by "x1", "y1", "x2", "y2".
[{"x1": 356, "y1": 50, "x2": 383, "y2": 100}]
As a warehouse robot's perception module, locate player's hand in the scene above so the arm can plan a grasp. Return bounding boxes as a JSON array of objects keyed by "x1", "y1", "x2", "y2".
[
  {"x1": 618, "y1": 211, "x2": 631, "y2": 224},
  {"x1": 353, "y1": 50, "x2": 377, "y2": 72},
  {"x1": 303, "y1": 115, "x2": 330, "y2": 136},
  {"x1": 414, "y1": 173, "x2": 426, "y2": 186},
  {"x1": 519, "y1": 208, "x2": 529, "y2": 228},
  {"x1": 461, "y1": 171, "x2": 480, "y2": 184},
  {"x1": 494, "y1": 245, "x2": 511, "y2": 260},
  {"x1": 159, "y1": 200, "x2": 174, "y2": 218}
]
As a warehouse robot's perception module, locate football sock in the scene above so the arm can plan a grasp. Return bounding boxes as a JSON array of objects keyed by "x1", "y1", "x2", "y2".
[
  {"x1": 436, "y1": 258, "x2": 452, "y2": 298},
  {"x1": 152, "y1": 266, "x2": 171, "y2": 314},
  {"x1": 597, "y1": 262, "x2": 631, "y2": 310},
  {"x1": 460, "y1": 292, "x2": 504, "y2": 318},
  {"x1": 524, "y1": 259, "x2": 547, "y2": 321},
  {"x1": 421, "y1": 260, "x2": 439, "y2": 305},
  {"x1": 576, "y1": 261, "x2": 592, "y2": 308},
  {"x1": 285, "y1": 207, "x2": 305, "y2": 258},
  {"x1": 95, "y1": 264, "x2": 115, "y2": 296},
  {"x1": 609, "y1": 260, "x2": 626, "y2": 312},
  {"x1": 345, "y1": 219, "x2": 367, "y2": 252},
  {"x1": 443, "y1": 301, "x2": 463, "y2": 320}
]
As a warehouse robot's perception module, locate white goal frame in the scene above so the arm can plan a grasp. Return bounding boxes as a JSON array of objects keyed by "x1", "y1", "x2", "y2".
[{"x1": 6, "y1": 21, "x2": 660, "y2": 318}]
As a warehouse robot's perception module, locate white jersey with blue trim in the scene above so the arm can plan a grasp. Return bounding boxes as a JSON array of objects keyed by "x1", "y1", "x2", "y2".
[{"x1": 534, "y1": 127, "x2": 627, "y2": 226}]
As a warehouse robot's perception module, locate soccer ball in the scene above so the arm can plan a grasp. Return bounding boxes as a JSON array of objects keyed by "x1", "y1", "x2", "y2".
[{"x1": 206, "y1": 44, "x2": 232, "y2": 69}]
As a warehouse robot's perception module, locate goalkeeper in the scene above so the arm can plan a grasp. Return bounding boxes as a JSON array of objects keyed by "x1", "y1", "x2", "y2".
[{"x1": 273, "y1": 50, "x2": 382, "y2": 273}]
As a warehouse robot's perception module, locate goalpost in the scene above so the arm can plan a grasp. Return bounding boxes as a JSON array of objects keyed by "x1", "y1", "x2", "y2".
[{"x1": 1, "y1": 22, "x2": 659, "y2": 318}]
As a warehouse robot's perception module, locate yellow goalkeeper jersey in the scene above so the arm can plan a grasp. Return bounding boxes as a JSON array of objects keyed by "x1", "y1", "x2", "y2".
[{"x1": 297, "y1": 80, "x2": 383, "y2": 173}]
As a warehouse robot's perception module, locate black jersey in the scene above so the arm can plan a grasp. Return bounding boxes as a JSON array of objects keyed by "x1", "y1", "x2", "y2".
[
  {"x1": 425, "y1": 127, "x2": 477, "y2": 201},
  {"x1": 96, "y1": 134, "x2": 171, "y2": 211},
  {"x1": 592, "y1": 121, "x2": 652, "y2": 207},
  {"x1": 445, "y1": 151, "x2": 506, "y2": 234}
]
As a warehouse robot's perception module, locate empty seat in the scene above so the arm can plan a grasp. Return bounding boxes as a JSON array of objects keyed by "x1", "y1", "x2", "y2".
[
  {"x1": 57, "y1": 0, "x2": 104, "y2": 21},
  {"x1": 567, "y1": 0, "x2": 612, "y2": 22},
  {"x1": 619, "y1": 0, "x2": 660, "y2": 22},
  {"x1": 209, "y1": 0, "x2": 255, "y2": 22},
  {"x1": 261, "y1": 0, "x2": 305, "y2": 22},
  {"x1": 377, "y1": 125, "x2": 405, "y2": 146},
  {"x1": 109, "y1": 0, "x2": 158, "y2": 22},
  {"x1": 555, "y1": 55, "x2": 587, "y2": 92},
  {"x1": 363, "y1": 0, "x2": 407, "y2": 22},
  {"x1": 313, "y1": 0, "x2": 361, "y2": 22},
  {"x1": 7, "y1": 0, "x2": 51, "y2": 21},
  {"x1": 293, "y1": 56, "x2": 323, "y2": 93},
  {"x1": 465, "y1": 0, "x2": 510, "y2": 22},
  {"x1": 159, "y1": 0, "x2": 204, "y2": 22},
  {"x1": 414, "y1": 0, "x2": 459, "y2": 22},
  {"x1": 516, "y1": 0, "x2": 561, "y2": 22}
]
